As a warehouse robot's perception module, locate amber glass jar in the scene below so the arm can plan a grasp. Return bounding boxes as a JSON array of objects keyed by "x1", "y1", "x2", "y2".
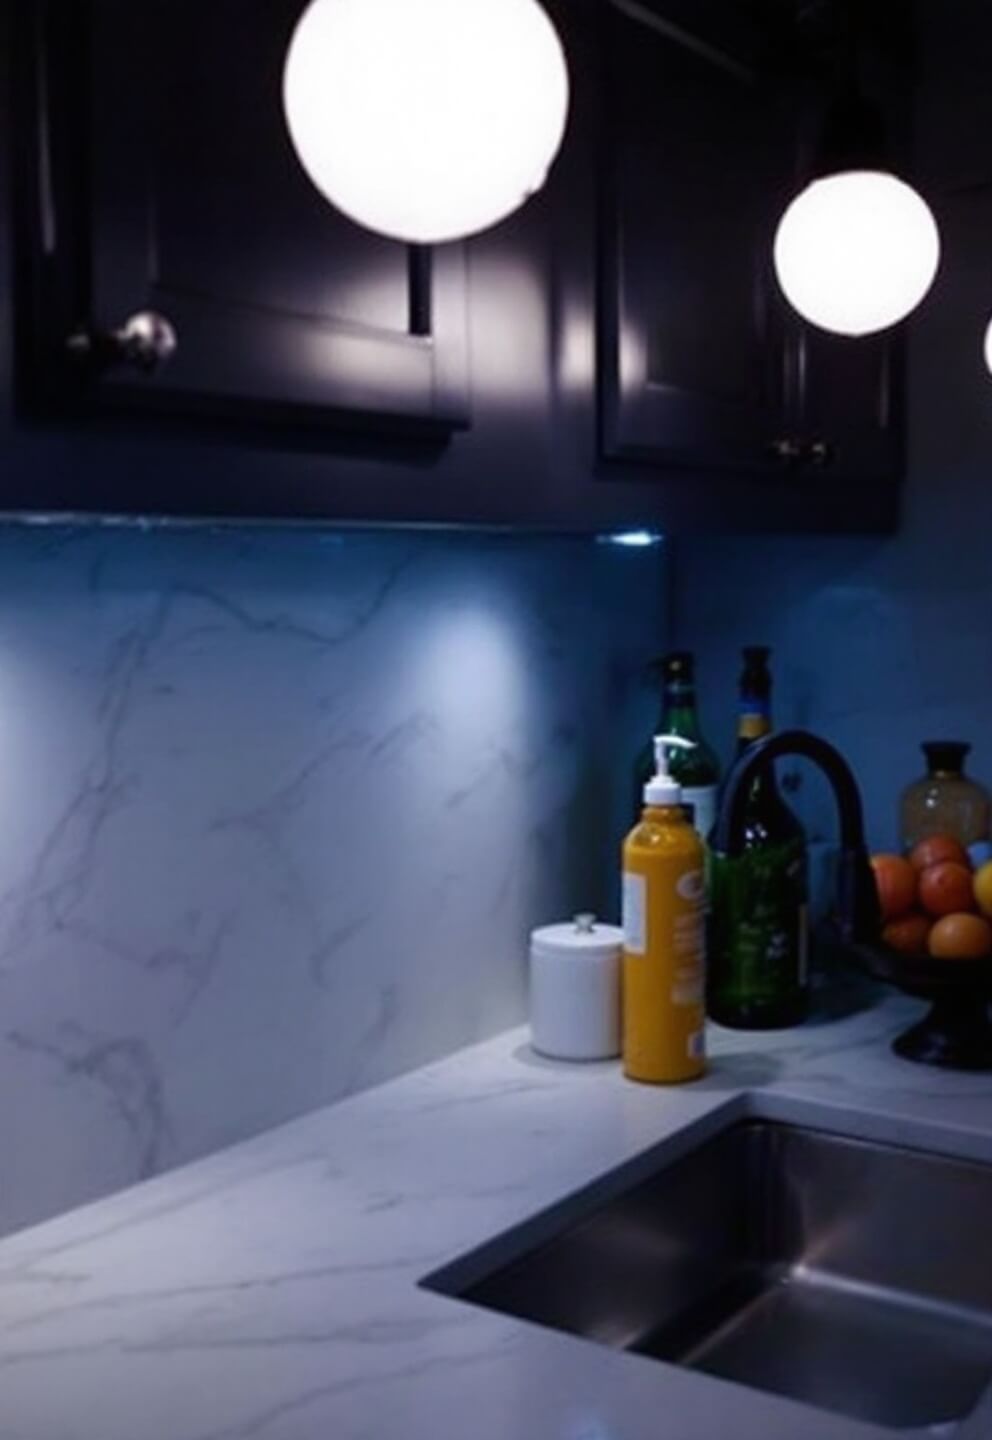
[{"x1": 901, "y1": 742, "x2": 991, "y2": 849}]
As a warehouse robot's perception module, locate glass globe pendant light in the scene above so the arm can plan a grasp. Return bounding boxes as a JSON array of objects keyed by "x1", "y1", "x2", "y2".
[
  {"x1": 773, "y1": 92, "x2": 940, "y2": 337},
  {"x1": 283, "y1": 0, "x2": 570, "y2": 246},
  {"x1": 983, "y1": 317, "x2": 992, "y2": 377}
]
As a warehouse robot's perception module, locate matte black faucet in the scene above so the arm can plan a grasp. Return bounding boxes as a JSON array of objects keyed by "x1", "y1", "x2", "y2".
[{"x1": 711, "y1": 729, "x2": 881, "y2": 948}]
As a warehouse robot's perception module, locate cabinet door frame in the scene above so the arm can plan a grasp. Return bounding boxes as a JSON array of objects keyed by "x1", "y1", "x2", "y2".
[
  {"x1": 597, "y1": 0, "x2": 791, "y2": 473},
  {"x1": 15, "y1": 0, "x2": 471, "y2": 434}
]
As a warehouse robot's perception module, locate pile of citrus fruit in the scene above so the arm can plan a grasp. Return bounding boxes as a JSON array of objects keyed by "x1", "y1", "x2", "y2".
[{"x1": 871, "y1": 836, "x2": 992, "y2": 960}]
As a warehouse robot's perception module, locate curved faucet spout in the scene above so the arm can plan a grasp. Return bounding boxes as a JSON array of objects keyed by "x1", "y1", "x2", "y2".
[{"x1": 713, "y1": 730, "x2": 866, "y2": 855}]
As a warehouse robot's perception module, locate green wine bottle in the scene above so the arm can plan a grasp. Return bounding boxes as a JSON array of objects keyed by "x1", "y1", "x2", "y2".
[
  {"x1": 707, "y1": 647, "x2": 809, "y2": 1029},
  {"x1": 634, "y1": 652, "x2": 721, "y2": 839}
]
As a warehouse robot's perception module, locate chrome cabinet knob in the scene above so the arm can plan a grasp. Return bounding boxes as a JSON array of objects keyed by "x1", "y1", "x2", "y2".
[{"x1": 66, "y1": 311, "x2": 178, "y2": 373}]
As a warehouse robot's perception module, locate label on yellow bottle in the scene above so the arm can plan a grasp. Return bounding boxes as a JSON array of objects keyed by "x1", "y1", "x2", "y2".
[
  {"x1": 622, "y1": 872, "x2": 647, "y2": 954},
  {"x1": 673, "y1": 974, "x2": 704, "y2": 1006},
  {"x1": 676, "y1": 870, "x2": 706, "y2": 905}
]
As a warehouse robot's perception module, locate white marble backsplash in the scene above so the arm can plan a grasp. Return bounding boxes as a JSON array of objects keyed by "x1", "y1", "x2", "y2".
[{"x1": 0, "y1": 524, "x2": 666, "y2": 1236}]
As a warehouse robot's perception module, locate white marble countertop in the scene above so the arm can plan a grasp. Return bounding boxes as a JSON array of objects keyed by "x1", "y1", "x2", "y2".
[{"x1": 2, "y1": 989, "x2": 992, "y2": 1440}]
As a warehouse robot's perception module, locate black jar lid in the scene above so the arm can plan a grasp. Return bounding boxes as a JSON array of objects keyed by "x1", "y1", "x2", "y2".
[{"x1": 922, "y1": 741, "x2": 971, "y2": 774}]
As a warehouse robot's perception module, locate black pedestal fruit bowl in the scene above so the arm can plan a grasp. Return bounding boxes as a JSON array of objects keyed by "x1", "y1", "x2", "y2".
[{"x1": 852, "y1": 940, "x2": 992, "y2": 1071}]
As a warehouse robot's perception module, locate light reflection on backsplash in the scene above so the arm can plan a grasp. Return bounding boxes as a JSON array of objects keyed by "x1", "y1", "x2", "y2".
[{"x1": 0, "y1": 524, "x2": 667, "y2": 1235}]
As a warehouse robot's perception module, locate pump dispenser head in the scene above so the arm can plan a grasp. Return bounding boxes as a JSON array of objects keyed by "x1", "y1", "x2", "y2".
[{"x1": 643, "y1": 735, "x2": 685, "y2": 807}]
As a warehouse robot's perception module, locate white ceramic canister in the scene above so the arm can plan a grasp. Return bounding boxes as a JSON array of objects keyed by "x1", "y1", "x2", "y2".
[{"x1": 529, "y1": 913, "x2": 623, "y2": 1061}]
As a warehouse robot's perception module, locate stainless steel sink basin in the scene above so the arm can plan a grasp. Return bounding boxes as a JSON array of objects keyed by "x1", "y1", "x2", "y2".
[{"x1": 424, "y1": 1119, "x2": 992, "y2": 1431}]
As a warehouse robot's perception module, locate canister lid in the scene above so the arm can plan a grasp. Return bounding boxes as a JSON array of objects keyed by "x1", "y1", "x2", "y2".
[
  {"x1": 531, "y1": 913, "x2": 623, "y2": 959},
  {"x1": 922, "y1": 741, "x2": 970, "y2": 774}
]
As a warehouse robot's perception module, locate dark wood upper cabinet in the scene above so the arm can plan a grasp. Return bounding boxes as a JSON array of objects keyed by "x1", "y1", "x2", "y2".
[
  {"x1": 2, "y1": 0, "x2": 905, "y2": 530},
  {"x1": 790, "y1": 327, "x2": 903, "y2": 483},
  {"x1": 598, "y1": 0, "x2": 903, "y2": 488},
  {"x1": 18, "y1": 0, "x2": 470, "y2": 432},
  {"x1": 599, "y1": 0, "x2": 794, "y2": 472}
]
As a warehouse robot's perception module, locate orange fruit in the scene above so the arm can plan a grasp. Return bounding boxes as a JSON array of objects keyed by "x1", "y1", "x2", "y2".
[
  {"x1": 870, "y1": 854, "x2": 917, "y2": 920},
  {"x1": 928, "y1": 912, "x2": 992, "y2": 960},
  {"x1": 909, "y1": 835, "x2": 970, "y2": 872},
  {"x1": 973, "y1": 861, "x2": 992, "y2": 918},
  {"x1": 919, "y1": 861, "x2": 976, "y2": 917},
  {"x1": 882, "y1": 912, "x2": 932, "y2": 956}
]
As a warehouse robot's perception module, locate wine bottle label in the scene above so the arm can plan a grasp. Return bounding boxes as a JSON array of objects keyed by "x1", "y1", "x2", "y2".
[
  {"x1": 682, "y1": 785, "x2": 717, "y2": 841},
  {"x1": 622, "y1": 872, "x2": 647, "y2": 955},
  {"x1": 707, "y1": 838, "x2": 809, "y2": 1012},
  {"x1": 738, "y1": 709, "x2": 771, "y2": 743}
]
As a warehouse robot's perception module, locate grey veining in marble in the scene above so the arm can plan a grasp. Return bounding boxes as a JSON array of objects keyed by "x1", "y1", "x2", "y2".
[
  {"x1": 0, "y1": 996, "x2": 990, "y2": 1440},
  {"x1": 0, "y1": 525, "x2": 667, "y2": 1236}
]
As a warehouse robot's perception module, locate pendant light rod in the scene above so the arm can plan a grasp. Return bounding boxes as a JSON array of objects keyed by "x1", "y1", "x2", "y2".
[
  {"x1": 773, "y1": 0, "x2": 939, "y2": 337},
  {"x1": 805, "y1": 0, "x2": 888, "y2": 177},
  {"x1": 813, "y1": 87, "x2": 887, "y2": 177}
]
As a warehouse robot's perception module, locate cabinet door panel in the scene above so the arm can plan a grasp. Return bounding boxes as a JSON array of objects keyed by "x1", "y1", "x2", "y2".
[
  {"x1": 600, "y1": 1, "x2": 791, "y2": 471},
  {"x1": 791, "y1": 328, "x2": 902, "y2": 483},
  {"x1": 32, "y1": 0, "x2": 470, "y2": 430}
]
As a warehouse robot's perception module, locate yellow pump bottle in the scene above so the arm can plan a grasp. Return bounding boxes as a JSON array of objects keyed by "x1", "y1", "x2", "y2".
[{"x1": 622, "y1": 737, "x2": 707, "y2": 1083}]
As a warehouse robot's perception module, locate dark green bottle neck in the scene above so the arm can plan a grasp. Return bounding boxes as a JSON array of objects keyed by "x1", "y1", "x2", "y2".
[{"x1": 661, "y1": 685, "x2": 704, "y2": 740}]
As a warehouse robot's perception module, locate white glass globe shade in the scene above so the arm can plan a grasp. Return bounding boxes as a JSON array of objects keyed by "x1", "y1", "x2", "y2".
[
  {"x1": 773, "y1": 170, "x2": 940, "y2": 337},
  {"x1": 983, "y1": 317, "x2": 992, "y2": 376},
  {"x1": 283, "y1": 0, "x2": 570, "y2": 245}
]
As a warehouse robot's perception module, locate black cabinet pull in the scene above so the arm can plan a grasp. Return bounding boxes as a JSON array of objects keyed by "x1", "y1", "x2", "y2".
[
  {"x1": 770, "y1": 437, "x2": 804, "y2": 463},
  {"x1": 66, "y1": 311, "x2": 178, "y2": 374},
  {"x1": 770, "y1": 437, "x2": 833, "y2": 467}
]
